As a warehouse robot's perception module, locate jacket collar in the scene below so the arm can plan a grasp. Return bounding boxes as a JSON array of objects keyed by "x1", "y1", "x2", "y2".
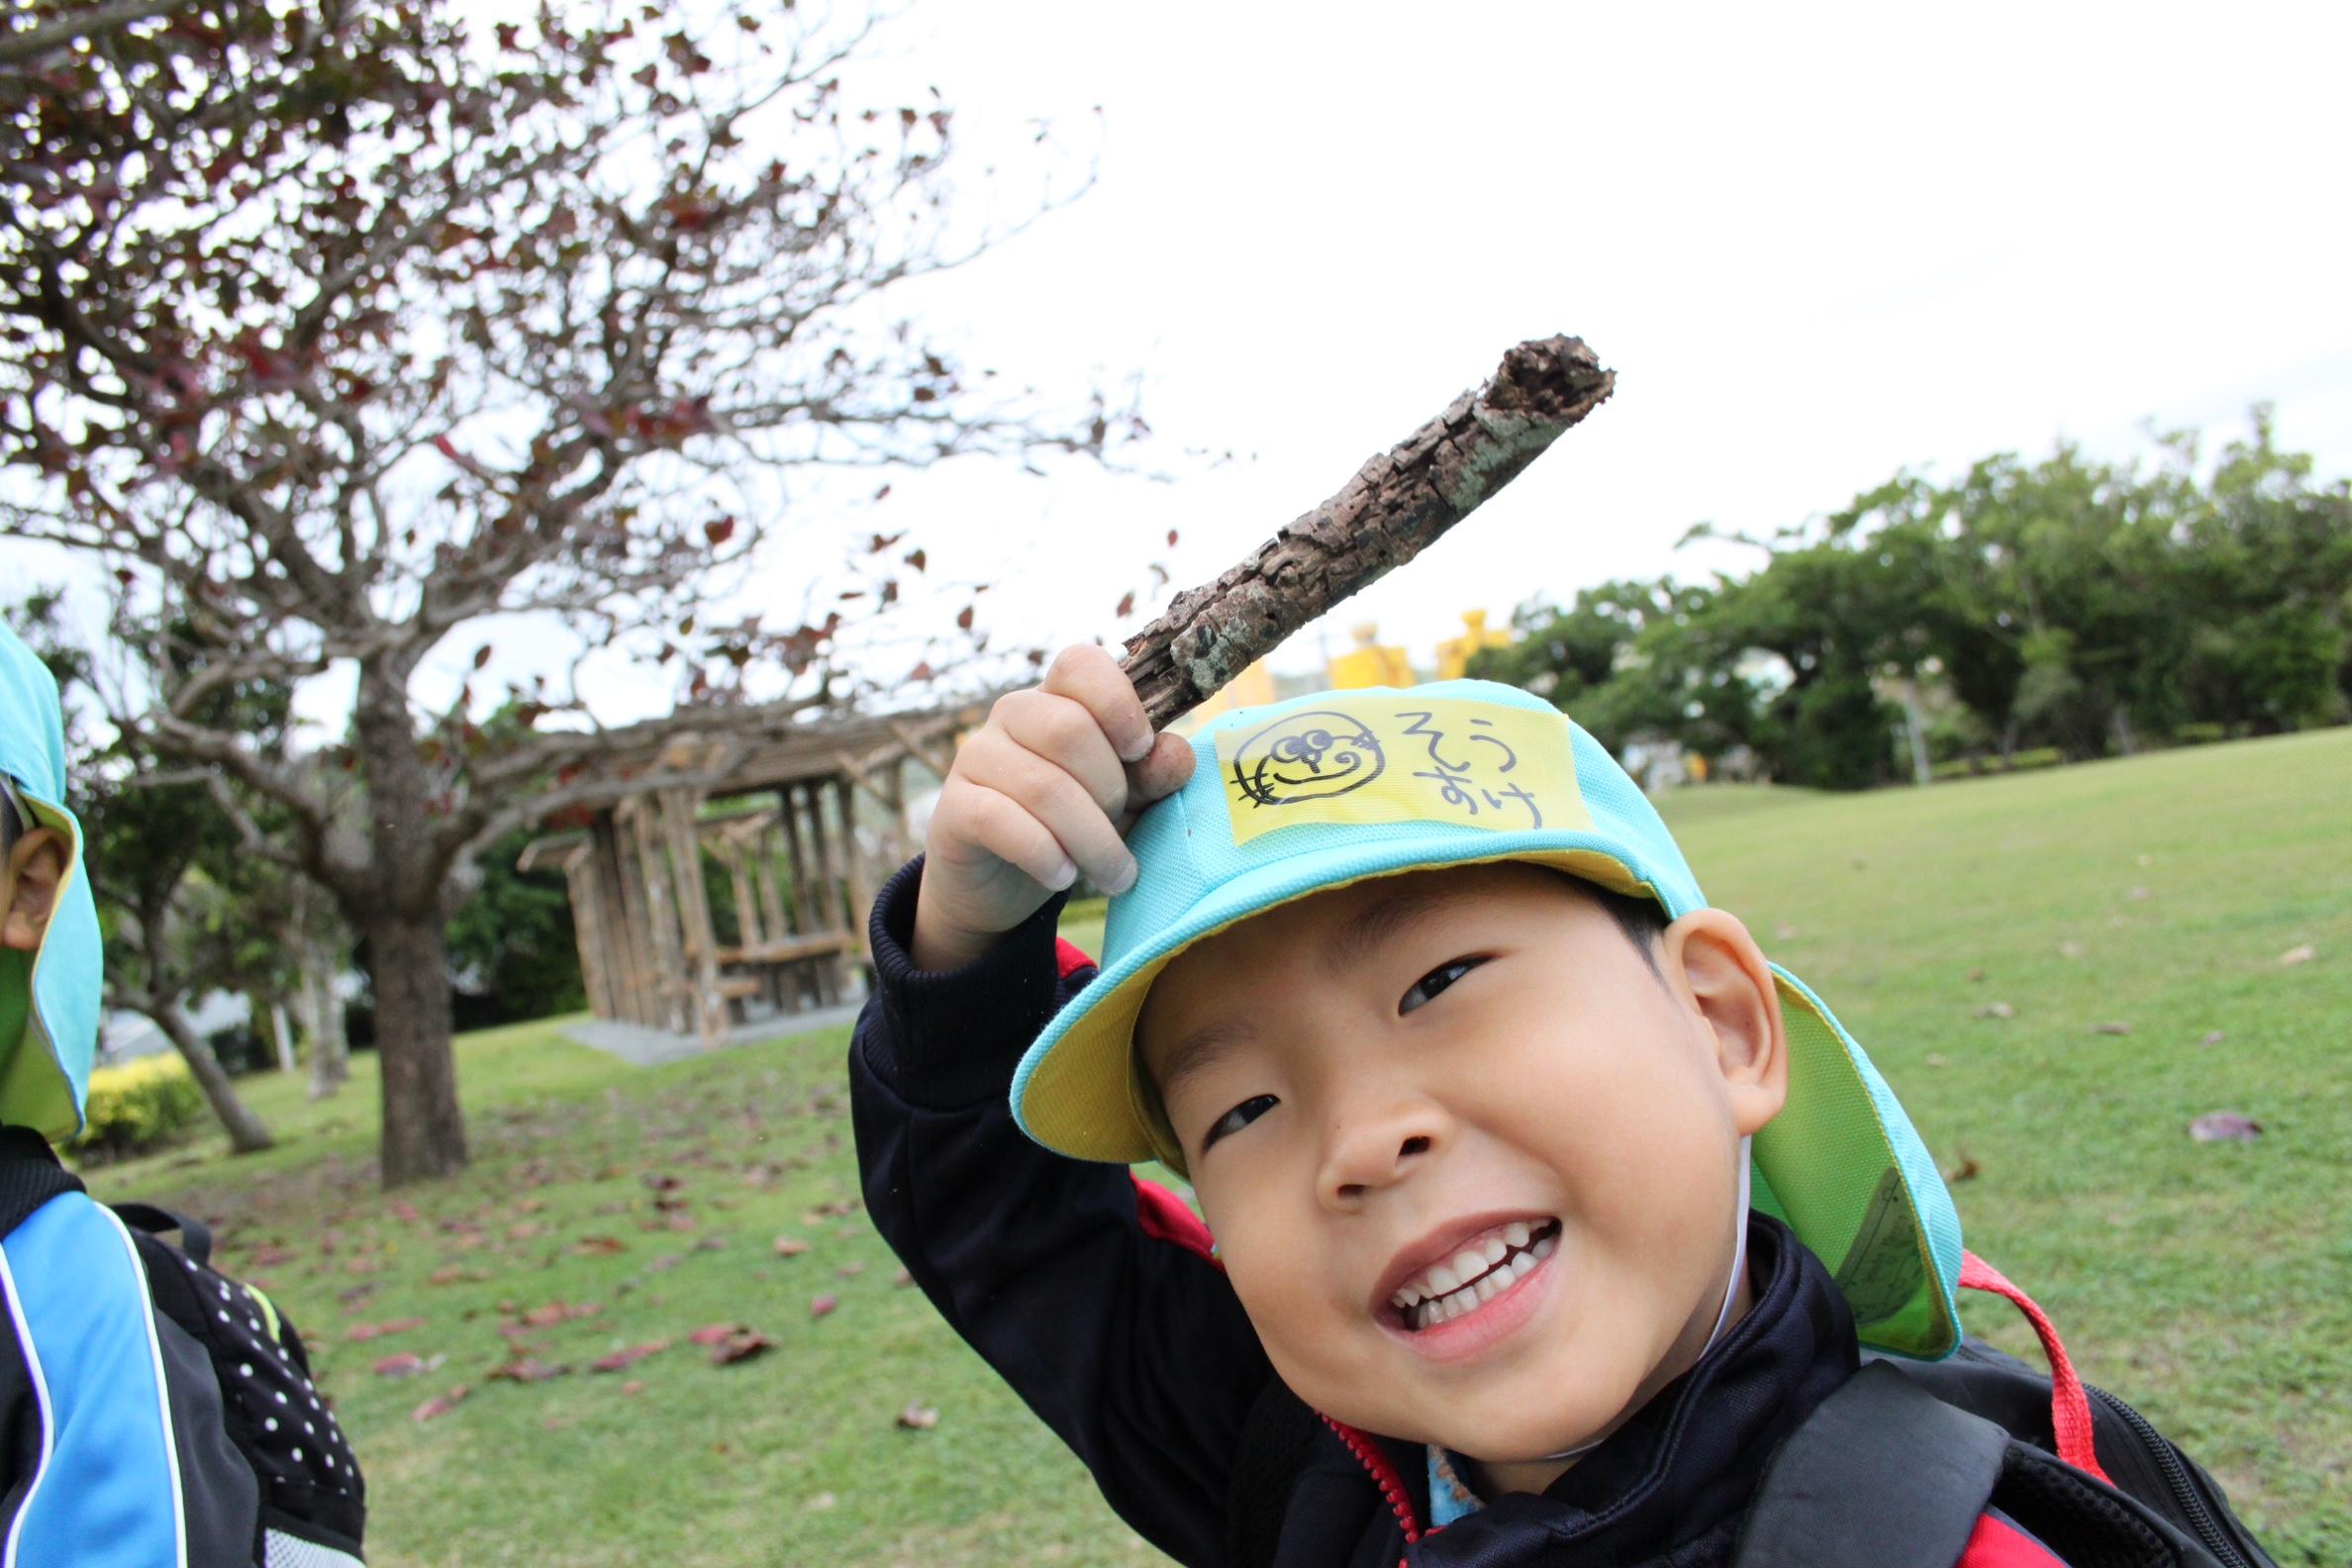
[{"x1": 1377, "y1": 1214, "x2": 1859, "y2": 1564}]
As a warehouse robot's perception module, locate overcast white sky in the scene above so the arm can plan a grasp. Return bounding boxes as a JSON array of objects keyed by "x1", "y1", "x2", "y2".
[{"x1": 10, "y1": 0, "x2": 2350, "y2": 731}]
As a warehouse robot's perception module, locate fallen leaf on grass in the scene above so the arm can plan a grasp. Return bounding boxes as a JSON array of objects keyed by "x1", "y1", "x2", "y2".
[
  {"x1": 347, "y1": 1317, "x2": 427, "y2": 1342},
  {"x1": 1944, "y1": 1154, "x2": 1982, "y2": 1183},
  {"x1": 489, "y1": 1357, "x2": 570, "y2": 1384},
  {"x1": 2278, "y1": 944, "x2": 2316, "y2": 966},
  {"x1": 2189, "y1": 1112, "x2": 2263, "y2": 1143},
  {"x1": 803, "y1": 1198, "x2": 860, "y2": 1223},
  {"x1": 516, "y1": 1300, "x2": 603, "y2": 1328},
  {"x1": 589, "y1": 1339, "x2": 672, "y2": 1373},
  {"x1": 1924, "y1": 1053, "x2": 1949, "y2": 1069},
  {"x1": 893, "y1": 1267, "x2": 915, "y2": 1288},
  {"x1": 2091, "y1": 1021, "x2": 2132, "y2": 1036},
  {"x1": 2056, "y1": 940, "x2": 2085, "y2": 959},
  {"x1": 620, "y1": 1379, "x2": 646, "y2": 1395},
  {"x1": 687, "y1": 1323, "x2": 740, "y2": 1346},
  {"x1": 569, "y1": 1235, "x2": 627, "y2": 1256},
  {"x1": 691, "y1": 1235, "x2": 728, "y2": 1252},
  {"x1": 708, "y1": 1328, "x2": 777, "y2": 1366},
  {"x1": 373, "y1": 1352, "x2": 430, "y2": 1377},
  {"x1": 1965, "y1": 968, "x2": 1986, "y2": 983},
  {"x1": 245, "y1": 1243, "x2": 297, "y2": 1268},
  {"x1": 772, "y1": 1236, "x2": 810, "y2": 1257},
  {"x1": 834, "y1": 1261, "x2": 865, "y2": 1279},
  {"x1": 505, "y1": 1221, "x2": 547, "y2": 1241},
  {"x1": 2199, "y1": 1029, "x2": 2225, "y2": 1047},
  {"x1": 1974, "y1": 1002, "x2": 2015, "y2": 1021},
  {"x1": 427, "y1": 1265, "x2": 477, "y2": 1287},
  {"x1": 896, "y1": 1402, "x2": 939, "y2": 1430},
  {"x1": 809, "y1": 1294, "x2": 837, "y2": 1320},
  {"x1": 412, "y1": 1384, "x2": 470, "y2": 1422}
]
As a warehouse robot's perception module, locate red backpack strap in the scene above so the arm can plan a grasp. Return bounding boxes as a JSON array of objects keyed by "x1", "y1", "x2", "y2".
[
  {"x1": 1957, "y1": 1511, "x2": 2070, "y2": 1568},
  {"x1": 1958, "y1": 1250, "x2": 2112, "y2": 1485},
  {"x1": 1054, "y1": 936, "x2": 1096, "y2": 981},
  {"x1": 1130, "y1": 1175, "x2": 1219, "y2": 1266}
]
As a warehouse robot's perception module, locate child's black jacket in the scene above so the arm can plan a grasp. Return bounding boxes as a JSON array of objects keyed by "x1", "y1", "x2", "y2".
[{"x1": 850, "y1": 857, "x2": 2267, "y2": 1568}]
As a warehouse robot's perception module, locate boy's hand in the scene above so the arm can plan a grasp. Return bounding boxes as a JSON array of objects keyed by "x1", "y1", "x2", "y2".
[{"x1": 912, "y1": 645, "x2": 1196, "y2": 972}]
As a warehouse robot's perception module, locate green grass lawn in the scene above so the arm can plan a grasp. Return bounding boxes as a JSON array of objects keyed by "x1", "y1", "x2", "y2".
[{"x1": 89, "y1": 729, "x2": 2351, "y2": 1565}]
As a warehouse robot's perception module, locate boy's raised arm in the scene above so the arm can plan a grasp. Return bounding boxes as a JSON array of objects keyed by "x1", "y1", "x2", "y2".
[{"x1": 851, "y1": 646, "x2": 1265, "y2": 1565}]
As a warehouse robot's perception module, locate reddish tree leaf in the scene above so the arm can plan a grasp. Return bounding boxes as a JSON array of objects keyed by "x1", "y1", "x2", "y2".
[
  {"x1": 569, "y1": 1236, "x2": 627, "y2": 1256},
  {"x1": 2278, "y1": 944, "x2": 2316, "y2": 966},
  {"x1": 590, "y1": 1339, "x2": 672, "y2": 1373},
  {"x1": 412, "y1": 1384, "x2": 470, "y2": 1422},
  {"x1": 834, "y1": 1261, "x2": 865, "y2": 1279},
  {"x1": 1115, "y1": 591, "x2": 1135, "y2": 618},
  {"x1": 517, "y1": 1301, "x2": 603, "y2": 1328},
  {"x1": 620, "y1": 1379, "x2": 647, "y2": 1396},
  {"x1": 471, "y1": 643, "x2": 493, "y2": 669},
  {"x1": 709, "y1": 1328, "x2": 777, "y2": 1366},
  {"x1": 893, "y1": 1267, "x2": 916, "y2": 1288},
  {"x1": 704, "y1": 517, "x2": 735, "y2": 546},
  {"x1": 955, "y1": 605, "x2": 974, "y2": 631},
  {"x1": 2189, "y1": 1112, "x2": 2263, "y2": 1143},
  {"x1": 489, "y1": 1357, "x2": 570, "y2": 1384},
  {"x1": 896, "y1": 1401, "x2": 939, "y2": 1429},
  {"x1": 2091, "y1": 1021, "x2": 2132, "y2": 1036},
  {"x1": 903, "y1": 547, "x2": 927, "y2": 571},
  {"x1": 687, "y1": 1323, "x2": 740, "y2": 1346},
  {"x1": 809, "y1": 1294, "x2": 838, "y2": 1319},
  {"x1": 373, "y1": 1352, "x2": 429, "y2": 1377},
  {"x1": 1166, "y1": 529, "x2": 1179, "y2": 546},
  {"x1": 772, "y1": 1235, "x2": 810, "y2": 1257},
  {"x1": 347, "y1": 1317, "x2": 427, "y2": 1342}
]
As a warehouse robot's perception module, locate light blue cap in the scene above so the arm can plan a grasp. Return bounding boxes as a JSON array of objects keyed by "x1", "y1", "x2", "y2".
[{"x1": 1011, "y1": 679, "x2": 1965, "y2": 1357}]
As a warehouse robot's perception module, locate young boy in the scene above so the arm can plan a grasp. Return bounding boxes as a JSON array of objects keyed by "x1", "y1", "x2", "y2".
[
  {"x1": 0, "y1": 621, "x2": 366, "y2": 1566},
  {"x1": 850, "y1": 645, "x2": 2270, "y2": 1567}
]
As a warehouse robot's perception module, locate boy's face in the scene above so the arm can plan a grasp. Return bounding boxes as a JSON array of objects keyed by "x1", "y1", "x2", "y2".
[{"x1": 1138, "y1": 862, "x2": 1787, "y2": 1466}]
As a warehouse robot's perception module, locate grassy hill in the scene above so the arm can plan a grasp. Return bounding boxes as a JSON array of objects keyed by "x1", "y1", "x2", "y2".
[{"x1": 91, "y1": 728, "x2": 2350, "y2": 1565}]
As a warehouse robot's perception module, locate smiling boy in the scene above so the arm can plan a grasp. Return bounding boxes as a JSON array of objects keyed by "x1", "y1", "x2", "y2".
[{"x1": 850, "y1": 645, "x2": 2272, "y2": 1567}]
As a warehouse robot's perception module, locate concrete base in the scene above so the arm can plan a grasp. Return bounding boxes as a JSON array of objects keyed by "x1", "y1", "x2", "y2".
[{"x1": 563, "y1": 989, "x2": 870, "y2": 1068}]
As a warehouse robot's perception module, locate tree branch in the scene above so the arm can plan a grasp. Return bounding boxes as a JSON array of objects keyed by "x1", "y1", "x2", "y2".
[{"x1": 1121, "y1": 336, "x2": 1616, "y2": 728}]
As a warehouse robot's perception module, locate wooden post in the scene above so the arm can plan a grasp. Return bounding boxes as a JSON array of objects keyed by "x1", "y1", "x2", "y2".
[
  {"x1": 599, "y1": 812, "x2": 658, "y2": 1029},
  {"x1": 724, "y1": 839, "x2": 762, "y2": 948},
  {"x1": 562, "y1": 852, "x2": 614, "y2": 1021},
  {"x1": 624, "y1": 796, "x2": 688, "y2": 1034},
  {"x1": 660, "y1": 788, "x2": 724, "y2": 1050},
  {"x1": 777, "y1": 785, "x2": 816, "y2": 1007},
  {"x1": 836, "y1": 773, "x2": 875, "y2": 973}
]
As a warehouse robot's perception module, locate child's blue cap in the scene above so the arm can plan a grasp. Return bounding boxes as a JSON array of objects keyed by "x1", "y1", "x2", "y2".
[
  {"x1": 1012, "y1": 679, "x2": 1964, "y2": 1357},
  {"x1": 0, "y1": 622, "x2": 102, "y2": 1141}
]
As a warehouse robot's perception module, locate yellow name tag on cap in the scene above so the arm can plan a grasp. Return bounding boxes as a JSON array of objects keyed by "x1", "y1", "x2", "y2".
[{"x1": 1215, "y1": 698, "x2": 1590, "y2": 846}]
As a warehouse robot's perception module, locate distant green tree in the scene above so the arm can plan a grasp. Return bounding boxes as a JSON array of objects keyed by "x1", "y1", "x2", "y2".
[{"x1": 441, "y1": 828, "x2": 585, "y2": 1029}]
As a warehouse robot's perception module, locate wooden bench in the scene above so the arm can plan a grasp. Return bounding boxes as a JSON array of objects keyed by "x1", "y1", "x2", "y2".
[{"x1": 715, "y1": 931, "x2": 862, "y2": 1015}]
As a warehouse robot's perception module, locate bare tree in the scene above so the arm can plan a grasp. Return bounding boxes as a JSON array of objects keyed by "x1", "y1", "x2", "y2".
[{"x1": 1, "y1": 2, "x2": 1130, "y2": 1183}]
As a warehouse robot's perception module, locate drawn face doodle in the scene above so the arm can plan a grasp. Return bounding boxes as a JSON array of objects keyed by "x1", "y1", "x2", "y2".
[{"x1": 1230, "y1": 711, "x2": 1386, "y2": 808}]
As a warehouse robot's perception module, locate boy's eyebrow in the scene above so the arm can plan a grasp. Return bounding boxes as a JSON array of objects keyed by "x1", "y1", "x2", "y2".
[
  {"x1": 1318, "y1": 880, "x2": 1476, "y2": 979},
  {"x1": 1150, "y1": 1018, "x2": 1257, "y2": 1111}
]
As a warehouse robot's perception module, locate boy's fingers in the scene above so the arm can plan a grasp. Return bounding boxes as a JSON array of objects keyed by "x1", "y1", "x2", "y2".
[
  {"x1": 959, "y1": 736, "x2": 1137, "y2": 894},
  {"x1": 947, "y1": 781, "x2": 1077, "y2": 892},
  {"x1": 1039, "y1": 644, "x2": 1155, "y2": 764},
  {"x1": 1114, "y1": 733, "x2": 1197, "y2": 835},
  {"x1": 991, "y1": 688, "x2": 1128, "y2": 818}
]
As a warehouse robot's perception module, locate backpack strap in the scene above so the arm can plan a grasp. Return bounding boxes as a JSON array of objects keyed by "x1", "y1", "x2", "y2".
[
  {"x1": 113, "y1": 1200, "x2": 216, "y2": 1266},
  {"x1": 1735, "y1": 1361, "x2": 2009, "y2": 1568},
  {"x1": 0, "y1": 1124, "x2": 83, "y2": 1237}
]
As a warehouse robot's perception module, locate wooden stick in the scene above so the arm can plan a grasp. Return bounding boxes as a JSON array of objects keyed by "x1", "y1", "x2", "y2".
[{"x1": 1121, "y1": 336, "x2": 1614, "y2": 728}]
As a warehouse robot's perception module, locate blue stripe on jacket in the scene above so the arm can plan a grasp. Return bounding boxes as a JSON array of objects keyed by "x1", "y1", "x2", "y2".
[{"x1": 0, "y1": 1191, "x2": 186, "y2": 1568}]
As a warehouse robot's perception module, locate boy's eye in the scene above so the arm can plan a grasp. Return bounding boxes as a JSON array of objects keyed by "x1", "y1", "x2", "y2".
[
  {"x1": 1400, "y1": 956, "x2": 1484, "y2": 1015},
  {"x1": 1202, "y1": 1094, "x2": 1278, "y2": 1151}
]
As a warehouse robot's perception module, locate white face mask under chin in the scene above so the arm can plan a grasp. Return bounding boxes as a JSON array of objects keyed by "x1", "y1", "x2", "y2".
[{"x1": 1517, "y1": 1133, "x2": 1756, "y2": 1465}]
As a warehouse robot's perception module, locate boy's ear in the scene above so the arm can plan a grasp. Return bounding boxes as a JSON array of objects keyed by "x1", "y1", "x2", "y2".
[
  {"x1": 2, "y1": 828, "x2": 70, "y2": 953},
  {"x1": 1661, "y1": 909, "x2": 1788, "y2": 1137}
]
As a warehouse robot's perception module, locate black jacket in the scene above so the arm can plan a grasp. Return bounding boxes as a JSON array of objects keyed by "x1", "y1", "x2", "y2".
[
  {"x1": 850, "y1": 857, "x2": 2264, "y2": 1568},
  {"x1": 850, "y1": 858, "x2": 1866, "y2": 1567}
]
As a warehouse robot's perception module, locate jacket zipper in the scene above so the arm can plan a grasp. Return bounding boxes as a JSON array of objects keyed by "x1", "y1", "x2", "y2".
[
  {"x1": 2087, "y1": 1385, "x2": 2251, "y2": 1568},
  {"x1": 1321, "y1": 1415, "x2": 1422, "y2": 1567}
]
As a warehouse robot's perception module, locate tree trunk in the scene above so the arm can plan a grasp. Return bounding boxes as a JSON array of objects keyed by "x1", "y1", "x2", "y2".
[
  {"x1": 364, "y1": 910, "x2": 466, "y2": 1184},
  {"x1": 350, "y1": 655, "x2": 468, "y2": 1185},
  {"x1": 148, "y1": 1001, "x2": 273, "y2": 1153},
  {"x1": 298, "y1": 957, "x2": 350, "y2": 1101}
]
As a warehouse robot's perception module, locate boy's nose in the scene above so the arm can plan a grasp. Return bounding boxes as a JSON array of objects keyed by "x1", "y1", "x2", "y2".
[{"x1": 1317, "y1": 1098, "x2": 1446, "y2": 1212}]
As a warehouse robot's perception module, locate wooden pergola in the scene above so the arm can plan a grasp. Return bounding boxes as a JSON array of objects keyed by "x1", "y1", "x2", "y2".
[{"x1": 518, "y1": 702, "x2": 981, "y2": 1049}]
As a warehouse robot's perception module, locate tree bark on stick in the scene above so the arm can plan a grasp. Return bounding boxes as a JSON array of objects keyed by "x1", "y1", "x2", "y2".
[{"x1": 1122, "y1": 336, "x2": 1615, "y2": 727}]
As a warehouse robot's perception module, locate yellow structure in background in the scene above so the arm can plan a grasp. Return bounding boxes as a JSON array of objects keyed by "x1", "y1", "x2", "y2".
[
  {"x1": 1176, "y1": 657, "x2": 1278, "y2": 734},
  {"x1": 1433, "y1": 609, "x2": 1514, "y2": 681},
  {"x1": 1327, "y1": 623, "x2": 1417, "y2": 689}
]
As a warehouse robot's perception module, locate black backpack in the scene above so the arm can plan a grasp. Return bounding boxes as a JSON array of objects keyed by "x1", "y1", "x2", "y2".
[{"x1": 0, "y1": 1127, "x2": 365, "y2": 1566}]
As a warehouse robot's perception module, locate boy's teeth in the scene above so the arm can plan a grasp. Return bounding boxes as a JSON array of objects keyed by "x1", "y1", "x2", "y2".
[
  {"x1": 1426, "y1": 1263, "x2": 1461, "y2": 1296},
  {"x1": 1445, "y1": 1287, "x2": 1477, "y2": 1319},
  {"x1": 1452, "y1": 1248, "x2": 1486, "y2": 1280},
  {"x1": 1504, "y1": 1222, "x2": 1531, "y2": 1249},
  {"x1": 1476, "y1": 1274, "x2": 1504, "y2": 1303},
  {"x1": 1532, "y1": 1234, "x2": 1557, "y2": 1260},
  {"x1": 1394, "y1": 1220, "x2": 1565, "y2": 1327},
  {"x1": 1510, "y1": 1252, "x2": 1535, "y2": 1281},
  {"x1": 1482, "y1": 1236, "x2": 1508, "y2": 1267}
]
